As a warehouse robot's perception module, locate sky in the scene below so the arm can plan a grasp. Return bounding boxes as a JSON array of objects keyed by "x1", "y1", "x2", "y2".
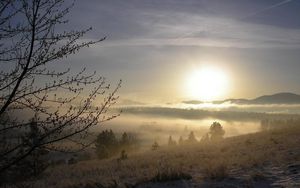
[{"x1": 61, "y1": 0, "x2": 300, "y2": 104}]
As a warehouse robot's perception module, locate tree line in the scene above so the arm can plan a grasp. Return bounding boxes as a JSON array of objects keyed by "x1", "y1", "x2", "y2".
[
  {"x1": 95, "y1": 130, "x2": 139, "y2": 159},
  {"x1": 153, "y1": 122, "x2": 226, "y2": 150}
]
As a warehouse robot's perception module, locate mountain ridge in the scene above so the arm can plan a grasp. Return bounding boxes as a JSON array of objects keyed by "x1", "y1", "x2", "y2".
[{"x1": 182, "y1": 92, "x2": 300, "y2": 105}]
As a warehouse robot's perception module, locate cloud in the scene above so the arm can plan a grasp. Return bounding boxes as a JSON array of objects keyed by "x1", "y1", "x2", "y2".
[
  {"x1": 97, "y1": 11, "x2": 300, "y2": 49},
  {"x1": 182, "y1": 100, "x2": 203, "y2": 105},
  {"x1": 244, "y1": 0, "x2": 293, "y2": 19},
  {"x1": 68, "y1": 1, "x2": 300, "y2": 49},
  {"x1": 120, "y1": 105, "x2": 300, "y2": 122},
  {"x1": 117, "y1": 99, "x2": 146, "y2": 106}
]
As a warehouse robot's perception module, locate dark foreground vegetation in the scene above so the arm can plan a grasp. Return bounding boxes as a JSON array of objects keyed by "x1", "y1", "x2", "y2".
[{"x1": 0, "y1": 0, "x2": 120, "y2": 183}]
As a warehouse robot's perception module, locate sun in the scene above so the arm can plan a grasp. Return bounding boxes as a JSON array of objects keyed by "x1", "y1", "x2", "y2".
[{"x1": 186, "y1": 67, "x2": 229, "y2": 101}]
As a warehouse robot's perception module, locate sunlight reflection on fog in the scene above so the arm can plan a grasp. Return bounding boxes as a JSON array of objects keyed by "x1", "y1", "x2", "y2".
[
  {"x1": 102, "y1": 113, "x2": 261, "y2": 146},
  {"x1": 97, "y1": 102, "x2": 300, "y2": 145}
]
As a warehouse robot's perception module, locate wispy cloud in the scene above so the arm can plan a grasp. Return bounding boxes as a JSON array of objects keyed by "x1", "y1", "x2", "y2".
[
  {"x1": 243, "y1": 0, "x2": 293, "y2": 19},
  {"x1": 99, "y1": 11, "x2": 300, "y2": 49},
  {"x1": 72, "y1": 0, "x2": 300, "y2": 49}
]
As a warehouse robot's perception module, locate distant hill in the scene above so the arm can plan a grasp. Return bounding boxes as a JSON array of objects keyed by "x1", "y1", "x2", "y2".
[
  {"x1": 250, "y1": 92, "x2": 300, "y2": 104},
  {"x1": 183, "y1": 92, "x2": 300, "y2": 105}
]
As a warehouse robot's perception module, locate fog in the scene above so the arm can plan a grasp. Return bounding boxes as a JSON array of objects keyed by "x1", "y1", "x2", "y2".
[
  {"x1": 101, "y1": 112, "x2": 261, "y2": 146},
  {"x1": 95, "y1": 102, "x2": 300, "y2": 146},
  {"x1": 8, "y1": 102, "x2": 300, "y2": 147}
]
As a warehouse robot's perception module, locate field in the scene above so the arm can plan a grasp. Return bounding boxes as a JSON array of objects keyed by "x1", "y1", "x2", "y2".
[{"x1": 7, "y1": 125, "x2": 300, "y2": 188}]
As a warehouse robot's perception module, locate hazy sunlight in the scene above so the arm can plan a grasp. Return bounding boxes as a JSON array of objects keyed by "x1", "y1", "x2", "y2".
[{"x1": 186, "y1": 67, "x2": 229, "y2": 101}]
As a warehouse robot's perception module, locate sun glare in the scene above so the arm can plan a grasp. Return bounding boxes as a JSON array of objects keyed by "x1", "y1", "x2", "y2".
[{"x1": 186, "y1": 67, "x2": 229, "y2": 101}]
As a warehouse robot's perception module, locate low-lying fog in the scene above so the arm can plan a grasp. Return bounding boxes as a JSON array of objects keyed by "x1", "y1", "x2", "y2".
[
  {"x1": 103, "y1": 114, "x2": 261, "y2": 145},
  {"x1": 10, "y1": 102, "x2": 300, "y2": 146},
  {"x1": 99, "y1": 102, "x2": 300, "y2": 146}
]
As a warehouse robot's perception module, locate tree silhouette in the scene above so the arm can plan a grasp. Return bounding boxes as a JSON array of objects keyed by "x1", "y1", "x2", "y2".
[
  {"x1": 168, "y1": 135, "x2": 176, "y2": 146},
  {"x1": 96, "y1": 130, "x2": 117, "y2": 148},
  {"x1": 209, "y1": 122, "x2": 225, "y2": 141},
  {"x1": 121, "y1": 132, "x2": 130, "y2": 146},
  {"x1": 120, "y1": 132, "x2": 138, "y2": 150},
  {"x1": 187, "y1": 131, "x2": 197, "y2": 143},
  {"x1": 200, "y1": 133, "x2": 210, "y2": 143},
  {"x1": 0, "y1": 0, "x2": 120, "y2": 176},
  {"x1": 178, "y1": 136, "x2": 184, "y2": 145},
  {"x1": 119, "y1": 150, "x2": 128, "y2": 160},
  {"x1": 152, "y1": 141, "x2": 159, "y2": 150},
  {"x1": 95, "y1": 130, "x2": 118, "y2": 159},
  {"x1": 95, "y1": 130, "x2": 138, "y2": 159},
  {"x1": 15, "y1": 119, "x2": 49, "y2": 180}
]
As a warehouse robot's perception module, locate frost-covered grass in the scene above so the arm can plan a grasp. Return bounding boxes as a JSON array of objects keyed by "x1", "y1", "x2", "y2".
[{"x1": 4, "y1": 125, "x2": 300, "y2": 188}]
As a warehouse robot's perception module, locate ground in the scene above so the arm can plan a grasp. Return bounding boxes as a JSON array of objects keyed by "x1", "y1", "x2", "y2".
[{"x1": 4, "y1": 125, "x2": 300, "y2": 188}]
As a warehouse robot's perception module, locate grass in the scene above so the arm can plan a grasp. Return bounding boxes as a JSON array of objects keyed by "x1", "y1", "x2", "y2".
[
  {"x1": 202, "y1": 161, "x2": 229, "y2": 180},
  {"x1": 3, "y1": 125, "x2": 300, "y2": 188},
  {"x1": 249, "y1": 170, "x2": 267, "y2": 181},
  {"x1": 150, "y1": 170, "x2": 192, "y2": 182}
]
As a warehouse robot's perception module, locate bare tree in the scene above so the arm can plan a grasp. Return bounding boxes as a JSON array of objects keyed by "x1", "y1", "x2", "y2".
[{"x1": 0, "y1": 0, "x2": 121, "y2": 177}]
